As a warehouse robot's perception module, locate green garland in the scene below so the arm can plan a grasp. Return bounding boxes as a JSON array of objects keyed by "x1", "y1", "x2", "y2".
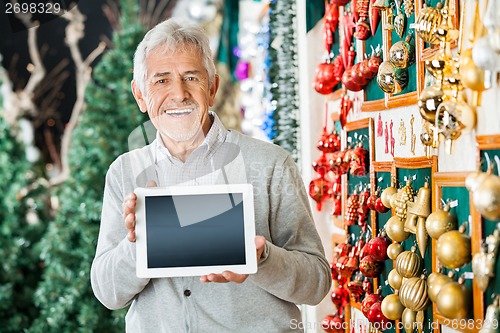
[{"x1": 269, "y1": 0, "x2": 301, "y2": 163}]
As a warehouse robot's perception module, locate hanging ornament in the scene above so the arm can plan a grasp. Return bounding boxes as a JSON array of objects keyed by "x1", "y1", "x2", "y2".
[
  {"x1": 339, "y1": 94, "x2": 354, "y2": 128},
  {"x1": 435, "y1": 276, "x2": 471, "y2": 320},
  {"x1": 394, "y1": 178, "x2": 416, "y2": 222},
  {"x1": 396, "y1": 246, "x2": 423, "y2": 278},
  {"x1": 465, "y1": 165, "x2": 500, "y2": 220},
  {"x1": 363, "y1": 277, "x2": 373, "y2": 294},
  {"x1": 367, "y1": 301, "x2": 393, "y2": 330},
  {"x1": 384, "y1": 121, "x2": 390, "y2": 154},
  {"x1": 393, "y1": 0, "x2": 405, "y2": 38},
  {"x1": 427, "y1": 268, "x2": 454, "y2": 303},
  {"x1": 402, "y1": 0, "x2": 413, "y2": 17},
  {"x1": 377, "y1": 113, "x2": 383, "y2": 137},
  {"x1": 388, "y1": 268, "x2": 403, "y2": 290},
  {"x1": 390, "y1": 120, "x2": 395, "y2": 157},
  {"x1": 436, "y1": 223, "x2": 472, "y2": 269},
  {"x1": 377, "y1": 61, "x2": 409, "y2": 94},
  {"x1": 362, "y1": 289, "x2": 383, "y2": 317},
  {"x1": 472, "y1": 228, "x2": 500, "y2": 292},
  {"x1": 405, "y1": 181, "x2": 431, "y2": 236},
  {"x1": 345, "y1": 190, "x2": 360, "y2": 226},
  {"x1": 331, "y1": 286, "x2": 351, "y2": 314},
  {"x1": 479, "y1": 296, "x2": 500, "y2": 333},
  {"x1": 386, "y1": 215, "x2": 411, "y2": 242},
  {"x1": 389, "y1": 35, "x2": 415, "y2": 69},
  {"x1": 387, "y1": 242, "x2": 404, "y2": 260},
  {"x1": 354, "y1": 0, "x2": 372, "y2": 40},
  {"x1": 369, "y1": 0, "x2": 380, "y2": 35},
  {"x1": 381, "y1": 291, "x2": 405, "y2": 320},
  {"x1": 324, "y1": 2, "x2": 340, "y2": 53},
  {"x1": 350, "y1": 142, "x2": 369, "y2": 176},
  {"x1": 309, "y1": 175, "x2": 333, "y2": 211},
  {"x1": 366, "y1": 230, "x2": 391, "y2": 261},
  {"x1": 399, "y1": 273, "x2": 431, "y2": 312},
  {"x1": 410, "y1": 114, "x2": 416, "y2": 155},
  {"x1": 359, "y1": 255, "x2": 385, "y2": 277},
  {"x1": 321, "y1": 314, "x2": 345, "y2": 333},
  {"x1": 347, "y1": 273, "x2": 365, "y2": 302},
  {"x1": 401, "y1": 308, "x2": 418, "y2": 333},
  {"x1": 425, "y1": 202, "x2": 458, "y2": 239},
  {"x1": 415, "y1": 3, "x2": 443, "y2": 44},
  {"x1": 398, "y1": 119, "x2": 407, "y2": 146},
  {"x1": 334, "y1": 238, "x2": 353, "y2": 258}
]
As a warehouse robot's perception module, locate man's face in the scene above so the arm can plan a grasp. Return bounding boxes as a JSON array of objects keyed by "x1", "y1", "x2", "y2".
[{"x1": 132, "y1": 45, "x2": 218, "y2": 142}]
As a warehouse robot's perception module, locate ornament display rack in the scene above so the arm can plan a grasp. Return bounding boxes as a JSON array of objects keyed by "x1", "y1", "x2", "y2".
[
  {"x1": 431, "y1": 172, "x2": 482, "y2": 333},
  {"x1": 475, "y1": 135, "x2": 500, "y2": 311}
]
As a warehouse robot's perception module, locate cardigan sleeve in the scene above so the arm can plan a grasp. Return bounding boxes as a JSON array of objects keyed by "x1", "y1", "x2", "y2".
[
  {"x1": 249, "y1": 155, "x2": 332, "y2": 305},
  {"x1": 90, "y1": 157, "x2": 150, "y2": 310}
]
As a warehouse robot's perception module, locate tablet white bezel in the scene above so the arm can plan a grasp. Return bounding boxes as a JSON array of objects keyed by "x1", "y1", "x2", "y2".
[{"x1": 134, "y1": 184, "x2": 257, "y2": 278}]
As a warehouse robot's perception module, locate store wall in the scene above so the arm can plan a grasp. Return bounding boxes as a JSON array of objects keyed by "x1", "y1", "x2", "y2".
[{"x1": 298, "y1": 0, "x2": 500, "y2": 332}]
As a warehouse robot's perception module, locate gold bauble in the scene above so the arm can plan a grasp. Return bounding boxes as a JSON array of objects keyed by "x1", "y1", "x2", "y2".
[
  {"x1": 415, "y1": 4, "x2": 443, "y2": 44},
  {"x1": 396, "y1": 247, "x2": 423, "y2": 278},
  {"x1": 377, "y1": 61, "x2": 409, "y2": 94},
  {"x1": 399, "y1": 274, "x2": 430, "y2": 312},
  {"x1": 425, "y1": 205, "x2": 458, "y2": 240},
  {"x1": 386, "y1": 215, "x2": 411, "y2": 242},
  {"x1": 460, "y1": 49, "x2": 487, "y2": 92},
  {"x1": 381, "y1": 186, "x2": 397, "y2": 208},
  {"x1": 387, "y1": 243, "x2": 404, "y2": 260},
  {"x1": 388, "y1": 268, "x2": 403, "y2": 290},
  {"x1": 470, "y1": 174, "x2": 500, "y2": 220},
  {"x1": 401, "y1": 308, "x2": 418, "y2": 333},
  {"x1": 389, "y1": 39, "x2": 416, "y2": 69},
  {"x1": 427, "y1": 271, "x2": 453, "y2": 302},
  {"x1": 418, "y1": 86, "x2": 444, "y2": 123},
  {"x1": 436, "y1": 228, "x2": 472, "y2": 269},
  {"x1": 455, "y1": 99, "x2": 477, "y2": 132},
  {"x1": 390, "y1": 191, "x2": 400, "y2": 209},
  {"x1": 382, "y1": 293, "x2": 405, "y2": 320},
  {"x1": 436, "y1": 280, "x2": 471, "y2": 320}
]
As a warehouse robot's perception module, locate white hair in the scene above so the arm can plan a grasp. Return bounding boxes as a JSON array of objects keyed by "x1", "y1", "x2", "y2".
[{"x1": 133, "y1": 19, "x2": 216, "y2": 92}]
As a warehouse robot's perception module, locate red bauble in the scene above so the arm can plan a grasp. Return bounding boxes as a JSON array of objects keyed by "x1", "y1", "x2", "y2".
[
  {"x1": 321, "y1": 314, "x2": 344, "y2": 333},
  {"x1": 318, "y1": 132, "x2": 341, "y2": 153},
  {"x1": 313, "y1": 154, "x2": 330, "y2": 177},
  {"x1": 375, "y1": 197, "x2": 390, "y2": 213},
  {"x1": 367, "y1": 302, "x2": 393, "y2": 330},
  {"x1": 363, "y1": 277, "x2": 373, "y2": 294},
  {"x1": 331, "y1": 286, "x2": 350, "y2": 310},
  {"x1": 347, "y1": 276, "x2": 364, "y2": 302},
  {"x1": 331, "y1": 195, "x2": 342, "y2": 217},
  {"x1": 359, "y1": 255, "x2": 385, "y2": 278},
  {"x1": 361, "y1": 293, "x2": 383, "y2": 317},
  {"x1": 367, "y1": 194, "x2": 377, "y2": 210},
  {"x1": 366, "y1": 235, "x2": 391, "y2": 261},
  {"x1": 309, "y1": 176, "x2": 332, "y2": 211}
]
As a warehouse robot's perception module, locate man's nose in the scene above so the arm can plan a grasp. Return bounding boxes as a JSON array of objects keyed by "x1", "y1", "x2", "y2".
[{"x1": 169, "y1": 78, "x2": 189, "y2": 102}]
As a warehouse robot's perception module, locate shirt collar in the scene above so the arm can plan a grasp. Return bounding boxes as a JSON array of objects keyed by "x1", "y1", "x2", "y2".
[{"x1": 154, "y1": 111, "x2": 227, "y2": 162}]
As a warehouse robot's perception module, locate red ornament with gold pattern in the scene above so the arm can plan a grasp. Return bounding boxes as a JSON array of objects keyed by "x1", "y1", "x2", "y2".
[
  {"x1": 345, "y1": 190, "x2": 360, "y2": 226},
  {"x1": 350, "y1": 141, "x2": 369, "y2": 176},
  {"x1": 347, "y1": 273, "x2": 365, "y2": 302}
]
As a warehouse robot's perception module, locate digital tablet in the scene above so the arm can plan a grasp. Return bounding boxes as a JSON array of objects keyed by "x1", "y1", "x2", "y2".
[{"x1": 134, "y1": 184, "x2": 257, "y2": 278}]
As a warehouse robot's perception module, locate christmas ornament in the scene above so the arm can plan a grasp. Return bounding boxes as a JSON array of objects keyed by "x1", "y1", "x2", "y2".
[
  {"x1": 401, "y1": 308, "x2": 418, "y2": 333},
  {"x1": 334, "y1": 238, "x2": 353, "y2": 258},
  {"x1": 324, "y1": 2, "x2": 340, "y2": 53},
  {"x1": 380, "y1": 182, "x2": 397, "y2": 208},
  {"x1": 369, "y1": 0, "x2": 380, "y2": 35},
  {"x1": 436, "y1": 224, "x2": 472, "y2": 269},
  {"x1": 388, "y1": 268, "x2": 403, "y2": 290},
  {"x1": 359, "y1": 255, "x2": 385, "y2": 277},
  {"x1": 405, "y1": 181, "x2": 431, "y2": 235},
  {"x1": 479, "y1": 296, "x2": 500, "y2": 333},
  {"x1": 350, "y1": 142, "x2": 369, "y2": 176},
  {"x1": 410, "y1": 115, "x2": 416, "y2": 155},
  {"x1": 399, "y1": 274, "x2": 431, "y2": 312},
  {"x1": 387, "y1": 242, "x2": 404, "y2": 260},
  {"x1": 321, "y1": 314, "x2": 344, "y2": 333},
  {"x1": 317, "y1": 130, "x2": 341, "y2": 154},
  {"x1": 339, "y1": 94, "x2": 353, "y2": 128},
  {"x1": 381, "y1": 291, "x2": 405, "y2": 320},
  {"x1": 389, "y1": 35, "x2": 415, "y2": 69},
  {"x1": 345, "y1": 190, "x2": 360, "y2": 226},
  {"x1": 362, "y1": 290, "x2": 383, "y2": 317},
  {"x1": 331, "y1": 286, "x2": 351, "y2": 312},
  {"x1": 375, "y1": 196, "x2": 390, "y2": 213},
  {"x1": 309, "y1": 175, "x2": 333, "y2": 211},
  {"x1": 367, "y1": 301, "x2": 393, "y2": 330},
  {"x1": 427, "y1": 268, "x2": 453, "y2": 303},
  {"x1": 425, "y1": 203, "x2": 458, "y2": 239},
  {"x1": 394, "y1": 179, "x2": 416, "y2": 222},
  {"x1": 390, "y1": 120, "x2": 395, "y2": 157},
  {"x1": 377, "y1": 61, "x2": 409, "y2": 94},
  {"x1": 418, "y1": 86, "x2": 444, "y2": 123},
  {"x1": 377, "y1": 113, "x2": 383, "y2": 137},
  {"x1": 363, "y1": 277, "x2": 373, "y2": 294},
  {"x1": 415, "y1": 3, "x2": 443, "y2": 44},
  {"x1": 354, "y1": 0, "x2": 372, "y2": 40},
  {"x1": 393, "y1": 0, "x2": 405, "y2": 38},
  {"x1": 472, "y1": 228, "x2": 500, "y2": 292},
  {"x1": 396, "y1": 246, "x2": 423, "y2": 278},
  {"x1": 366, "y1": 231, "x2": 391, "y2": 261},
  {"x1": 465, "y1": 166, "x2": 500, "y2": 220},
  {"x1": 436, "y1": 276, "x2": 471, "y2": 320},
  {"x1": 332, "y1": 195, "x2": 343, "y2": 217},
  {"x1": 398, "y1": 119, "x2": 407, "y2": 146},
  {"x1": 402, "y1": 0, "x2": 413, "y2": 17},
  {"x1": 386, "y1": 215, "x2": 411, "y2": 242},
  {"x1": 347, "y1": 273, "x2": 365, "y2": 302}
]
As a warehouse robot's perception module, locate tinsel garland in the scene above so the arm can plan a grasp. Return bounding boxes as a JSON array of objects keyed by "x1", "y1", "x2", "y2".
[{"x1": 268, "y1": 0, "x2": 301, "y2": 163}]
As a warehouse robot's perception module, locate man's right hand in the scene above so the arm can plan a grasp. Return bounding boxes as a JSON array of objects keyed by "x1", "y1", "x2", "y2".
[{"x1": 123, "y1": 193, "x2": 137, "y2": 242}]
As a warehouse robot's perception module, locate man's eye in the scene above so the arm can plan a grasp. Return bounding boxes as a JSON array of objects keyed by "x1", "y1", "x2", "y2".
[
  {"x1": 185, "y1": 76, "x2": 197, "y2": 81},
  {"x1": 157, "y1": 79, "x2": 166, "y2": 84}
]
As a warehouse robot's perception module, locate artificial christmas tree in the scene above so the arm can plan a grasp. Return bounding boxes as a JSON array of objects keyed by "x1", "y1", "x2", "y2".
[
  {"x1": 0, "y1": 78, "x2": 49, "y2": 332},
  {"x1": 29, "y1": 1, "x2": 148, "y2": 331}
]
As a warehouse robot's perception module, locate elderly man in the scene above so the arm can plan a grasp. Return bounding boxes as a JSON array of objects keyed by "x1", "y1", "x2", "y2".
[{"x1": 90, "y1": 19, "x2": 331, "y2": 332}]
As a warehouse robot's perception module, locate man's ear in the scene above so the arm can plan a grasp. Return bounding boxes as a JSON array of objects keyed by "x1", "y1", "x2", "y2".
[
  {"x1": 131, "y1": 80, "x2": 148, "y2": 113},
  {"x1": 208, "y1": 74, "x2": 220, "y2": 107}
]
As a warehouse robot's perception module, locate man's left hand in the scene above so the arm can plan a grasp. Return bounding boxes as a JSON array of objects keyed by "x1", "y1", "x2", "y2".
[{"x1": 200, "y1": 236, "x2": 266, "y2": 284}]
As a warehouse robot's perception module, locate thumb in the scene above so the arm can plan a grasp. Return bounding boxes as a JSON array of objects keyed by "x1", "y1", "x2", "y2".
[{"x1": 146, "y1": 180, "x2": 157, "y2": 187}]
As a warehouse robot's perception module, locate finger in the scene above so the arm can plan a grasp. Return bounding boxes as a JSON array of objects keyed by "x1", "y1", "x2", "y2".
[
  {"x1": 200, "y1": 273, "x2": 229, "y2": 283},
  {"x1": 127, "y1": 230, "x2": 136, "y2": 242},
  {"x1": 255, "y1": 236, "x2": 266, "y2": 260},
  {"x1": 221, "y1": 271, "x2": 248, "y2": 284},
  {"x1": 124, "y1": 212, "x2": 136, "y2": 230}
]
